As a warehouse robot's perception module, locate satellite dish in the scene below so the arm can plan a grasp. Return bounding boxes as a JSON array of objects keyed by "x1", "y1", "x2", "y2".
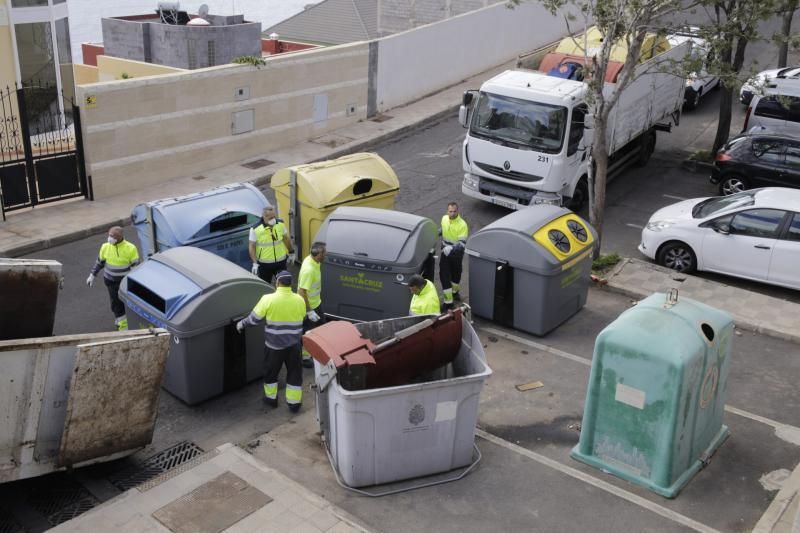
[{"x1": 198, "y1": 4, "x2": 209, "y2": 17}]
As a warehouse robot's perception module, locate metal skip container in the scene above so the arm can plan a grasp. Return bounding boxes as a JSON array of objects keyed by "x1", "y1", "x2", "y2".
[
  {"x1": 0, "y1": 329, "x2": 169, "y2": 483},
  {"x1": 315, "y1": 206, "x2": 437, "y2": 322},
  {"x1": 466, "y1": 205, "x2": 596, "y2": 336},
  {"x1": 304, "y1": 309, "x2": 491, "y2": 490},
  {"x1": 131, "y1": 183, "x2": 270, "y2": 269},
  {"x1": 270, "y1": 153, "x2": 400, "y2": 260},
  {"x1": 119, "y1": 247, "x2": 269, "y2": 405},
  {"x1": 572, "y1": 292, "x2": 734, "y2": 498},
  {"x1": 0, "y1": 258, "x2": 62, "y2": 340}
]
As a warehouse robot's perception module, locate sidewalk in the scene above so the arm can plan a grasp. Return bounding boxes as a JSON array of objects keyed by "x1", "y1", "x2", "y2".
[
  {"x1": 603, "y1": 257, "x2": 800, "y2": 344},
  {"x1": 0, "y1": 60, "x2": 515, "y2": 258},
  {"x1": 51, "y1": 443, "x2": 371, "y2": 533}
]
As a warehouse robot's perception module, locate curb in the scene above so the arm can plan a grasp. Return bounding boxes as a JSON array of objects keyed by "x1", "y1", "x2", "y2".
[
  {"x1": 680, "y1": 158, "x2": 714, "y2": 173},
  {"x1": 599, "y1": 258, "x2": 800, "y2": 345},
  {"x1": 2, "y1": 107, "x2": 458, "y2": 258},
  {"x1": 753, "y1": 461, "x2": 800, "y2": 533}
]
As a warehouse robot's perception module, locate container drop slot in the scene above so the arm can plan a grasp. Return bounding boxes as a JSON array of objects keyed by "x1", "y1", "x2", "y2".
[
  {"x1": 208, "y1": 213, "x2": 249, "y2": 233},
  {"x1": 127, "y1": 278, "x2": 167, "y2": 314},
  {"x1": 352, "y1": 178, "x2": 373, "y2": 195}
]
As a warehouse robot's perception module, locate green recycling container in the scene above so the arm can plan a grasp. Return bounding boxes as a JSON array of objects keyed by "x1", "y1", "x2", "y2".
[{"x1": 571, "y1": 291, "x2": 734, "y2": 498}]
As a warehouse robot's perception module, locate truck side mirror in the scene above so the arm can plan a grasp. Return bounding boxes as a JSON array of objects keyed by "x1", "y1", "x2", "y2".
[
  {"x1": 462, "y1": 91, "x2": 475, "y2": 106},
  {"x1": 458, "y1": 105, "x2": 469, "y2": 128},
  {"x1": 583, "y1": 114, "x2": 595, "y2": 130}
]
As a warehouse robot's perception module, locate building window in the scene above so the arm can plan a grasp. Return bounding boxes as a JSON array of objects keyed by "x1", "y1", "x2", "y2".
[
  {"x1": 207, "y1": 41, "x2": 216, "y2": 67},
  {"x1": 11, "y1": 0, "x2": 48, "y2": 6}
]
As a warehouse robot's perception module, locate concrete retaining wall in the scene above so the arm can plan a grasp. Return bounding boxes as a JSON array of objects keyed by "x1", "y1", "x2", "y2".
[{"x1": 76, "y1": 43, "x2": 369, "y2": 198}]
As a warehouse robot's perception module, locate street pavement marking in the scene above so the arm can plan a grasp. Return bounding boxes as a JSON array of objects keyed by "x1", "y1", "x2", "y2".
[
  {"x1": 625, "y1": 223, "x2": 644, "y2": 229},
  {"x1": 475, "y1": 429, "x2": 721, "y2": 533},
  {"x1": 663, "y1": 194, "x2": 688, "y2": 200},
  {"x1": 480, "y1": 327, "x2": 800, "y2": 435}
]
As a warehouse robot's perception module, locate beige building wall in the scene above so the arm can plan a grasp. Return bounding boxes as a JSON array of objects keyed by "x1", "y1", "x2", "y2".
[
  {"x1": 95, "y1": 56, "x2": 184, "y2": 82},
  {"x1": 75, "y1": 42, "x2": 369, "y2": 199},
  {"x1": 74, "y1": 64, "x2": 99, "y2": 85},
  {"x1": 0, "y1": 6, "x2": 16, "y2": 89}
]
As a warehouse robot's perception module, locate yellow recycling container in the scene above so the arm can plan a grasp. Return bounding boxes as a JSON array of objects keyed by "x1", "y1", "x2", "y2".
[
  {"x1": 270, "y1": 153, "x2": 400, "y2": 260},
  {"x1": 555, "y1": 26, "x2": 670, "y2": 63}
]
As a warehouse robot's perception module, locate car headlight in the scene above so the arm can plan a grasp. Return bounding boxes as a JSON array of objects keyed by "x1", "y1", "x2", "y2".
[
  {"x1": 646, "y1": 221, "x2": 673, "y2": 231},
  {"x1": 463, "y1": 173, "x2": 479, "y2": 189}
]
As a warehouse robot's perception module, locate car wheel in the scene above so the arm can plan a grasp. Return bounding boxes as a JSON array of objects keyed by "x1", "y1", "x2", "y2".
[
  {"x1": 685, "y1": 88, "x2": 702, "y2": 110},
  {"x1": 657, "y1": 241, "x2": 697, "y2": 273},
  {"x1": 719, "y1": 175, "x2": 749, "y2": 196},
  {"x1": 565, "y1": 177, "x2": 588, "y2": 212}
]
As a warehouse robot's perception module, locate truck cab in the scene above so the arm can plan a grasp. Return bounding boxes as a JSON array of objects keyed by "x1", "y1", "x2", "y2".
[{"x1": 460, "y1": 70, "x2": 589, "y2": 210}]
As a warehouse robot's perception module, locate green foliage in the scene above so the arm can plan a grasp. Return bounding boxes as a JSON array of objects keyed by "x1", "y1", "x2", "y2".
[
  {"x1": 120, "y1": 72, "x2": 132, "y2": 79},
  {"x1": 592, "y1": 252, "x2": 622, "y2": 272},
  {"x1": 232, "y1": 55, "x2": 267, "y2": 68}
]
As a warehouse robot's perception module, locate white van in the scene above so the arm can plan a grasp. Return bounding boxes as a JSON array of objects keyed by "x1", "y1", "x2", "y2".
[{"x1": 743, "y1": 86, "x2": 800, "y2": 136}]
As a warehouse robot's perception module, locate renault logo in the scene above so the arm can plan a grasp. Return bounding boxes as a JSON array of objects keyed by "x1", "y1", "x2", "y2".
[{"x1": 503, "y1": 161, "x2": 511, "y2": 171}]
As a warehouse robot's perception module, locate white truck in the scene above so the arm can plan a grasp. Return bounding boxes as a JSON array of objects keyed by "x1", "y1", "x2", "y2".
[{"x1": 459, "y1": 41, "x2": 690, "y2": 211}]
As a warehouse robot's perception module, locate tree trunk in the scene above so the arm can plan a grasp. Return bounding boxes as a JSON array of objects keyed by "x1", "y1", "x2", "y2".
[
  {"x1": 778, "y1": 1, "x2": 797, "y2": 68},
  {"x1": 590, "y1": 123, "x2": 610, "y2": 260},
  {"x1": 712, "y1": 85, "x2": 734, "y2": 153}
]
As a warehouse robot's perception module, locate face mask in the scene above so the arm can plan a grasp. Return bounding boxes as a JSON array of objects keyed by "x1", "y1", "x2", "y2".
[
  {"x1": 107, "y1": 236, "x2": 118, "y2": 245},
  {"x1": 267, "y1": 218, "x2": 276, "y2": 226}
]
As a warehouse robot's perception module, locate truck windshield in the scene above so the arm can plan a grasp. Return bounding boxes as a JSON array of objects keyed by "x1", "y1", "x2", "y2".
[{"x1": 470, "y1": 92, "x2": 567, "y2": 153}]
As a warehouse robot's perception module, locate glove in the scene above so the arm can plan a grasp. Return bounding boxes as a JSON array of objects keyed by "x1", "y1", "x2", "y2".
[
  {"x1": 236, "y1": 320, "x2": 245, "y2": 333},
  {"x1": 443, "y1": 245, "x2": 453, "y2": 256},
  {"x1": 307, "y1": 310, "x2": 321, "y2": 322},
  {"x1": 85, "y1": 274, "x2": 95, "y2": 287},
  {"x1": 286, "y1": 252, "x2": 296, "y2": 264},
  {"x1": 251, "y1": 262, "x2": 259, "y2": 275}
]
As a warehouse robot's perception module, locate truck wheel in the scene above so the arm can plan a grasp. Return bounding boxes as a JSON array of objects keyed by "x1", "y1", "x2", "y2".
[
  {"x1": 565, "y1": 177, "x2": 588, "y2": 212},
  {"x1": 635, "y1": 132, "x2": 656, "y2": 167}
]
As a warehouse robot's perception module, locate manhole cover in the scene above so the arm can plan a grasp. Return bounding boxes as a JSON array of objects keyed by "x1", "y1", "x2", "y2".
[
  {"x1": 370, "y1": 114, "x2": 393, "y2": 123},
  {"x1": 26, "y1": 476, "x2": 98, "y2": 526},
  {"x1": 108, "y1": 441, "x2": 204, "y2": 492},
  {"x1": 152, "y1": 472, "x2": 272, "y2": 533},
  {"x1": 241, "y1": 158, "x2": 274, "y2": 170}
]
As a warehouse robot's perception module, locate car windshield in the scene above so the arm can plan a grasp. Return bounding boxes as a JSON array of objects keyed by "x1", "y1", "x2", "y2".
[
  {"x1": 692, "y1": 190, "x2": 756, "y2": 218},
  {"x1": 470, "y1": 92, "x2": 567, "y2": 153}
]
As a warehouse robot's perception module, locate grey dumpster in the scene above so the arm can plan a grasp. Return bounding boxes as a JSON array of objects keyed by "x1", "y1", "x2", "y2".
[
  {"x1": 119, "y1": 247, "x2": 269, "y2": 405},
  {"x1": 131, "y1": 183, "x2": 270, "y2": 269},
  {"x1": 314, "y1": 206, "x2": 437, "y2": 322},
  {"x1": 466, "y1": 205, "x2": 597, "y2": 336}
]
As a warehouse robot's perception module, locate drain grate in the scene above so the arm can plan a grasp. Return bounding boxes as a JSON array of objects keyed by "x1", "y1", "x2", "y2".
[
  {"x1": 241, "y1": 158, "x2": 274, "y2": 170},
  {"x1": 26, "y1": 476, "x2": 98, "y2": 526},
  {"x1": 108, "y1": 441, "x2": 204, "y2": 492}
]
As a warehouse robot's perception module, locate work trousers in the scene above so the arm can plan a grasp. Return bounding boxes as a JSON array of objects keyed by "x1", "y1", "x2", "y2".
[
  {"x1": 439, "y1": 250, "x2": 464, "y2": 298},
  {"x1": 104, "y1": 277, "x2": 125, "y2": 319},
  {"x1": 257, "y1": 259, "x2": 287, "y2": 285},
  {"x1": 263, "y1": 343, "x2": 303, "y2": 403}
]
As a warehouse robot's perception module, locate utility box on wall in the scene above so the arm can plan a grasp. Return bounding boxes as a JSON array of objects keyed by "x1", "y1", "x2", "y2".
[{"x1": 571, "y1": 291, "x2": 734, "y2": 498}]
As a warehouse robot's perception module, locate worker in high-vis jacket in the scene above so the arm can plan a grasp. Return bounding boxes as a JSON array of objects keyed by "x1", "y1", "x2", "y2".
[
  {"x1": 86, "y1": 226, "x2": 140, "y2": 331},
  {"x1": 298, "y1": 242, "x2": 326, "y2": 368},
  {"x1": 236, "y1": 270, "x2": 306, "y2": 412},
  {"x1": 439, "y1": 202, "x2": 468, "y2": 308},
  {"x1": 407, "y1": 274, "x2": 440, "y2": 316},
  {"x1": 249, "y1": 206, "x2": 295, "y2": 284}
]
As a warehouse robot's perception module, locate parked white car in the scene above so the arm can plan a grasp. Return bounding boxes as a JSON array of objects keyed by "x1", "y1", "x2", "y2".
[
  {"x1": 668, "y1": 33, "x2": 720, "y2": 110},
  {"x1": 740, "y1": 66, "x2": 800, "y2": 105},
  {"x1": 639, "y1": 188, "x2": 800, "y2": 290}
]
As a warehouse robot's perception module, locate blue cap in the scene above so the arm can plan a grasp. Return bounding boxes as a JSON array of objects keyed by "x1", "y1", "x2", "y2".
[{"x1": 275, "y1": 270, "x2": 293, "y2": 284}]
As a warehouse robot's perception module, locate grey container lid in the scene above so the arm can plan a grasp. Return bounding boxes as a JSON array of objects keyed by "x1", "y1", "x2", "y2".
[
  {"x1": 119, "y1": 246, "x2": 269, "y2": 336},
  {"x1": 315, "y1": 207, "x2": 438, "y2": 267},
  {"x1": 466, "y1": 205, "x2": 587, "y2": 275}
]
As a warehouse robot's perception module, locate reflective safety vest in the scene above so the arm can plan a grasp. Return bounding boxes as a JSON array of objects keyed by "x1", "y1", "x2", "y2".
[
  {"x1": 253, "y1": 220, "x2": 288, "y2": 263},
  {"x1": 410, "y1": 280, "x2": 440, "y2": 316},
  {"x1": 91, "y1": 240, "x2": 139, "y2": 281},
  {"x1": 298, "y1": 255, "x2": 322, "y2": 310},
  {"x1": 441, "y1": 215, "x2": 469, "y2": 247},
  {"x1": 246, "y1": 286, "x2": 307, "y2": 350}
]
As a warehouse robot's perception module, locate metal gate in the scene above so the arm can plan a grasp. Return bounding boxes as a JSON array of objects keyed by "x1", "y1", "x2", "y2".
[{"x1": 0, "y1": 85, "x2": 89, "y2": 221}]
